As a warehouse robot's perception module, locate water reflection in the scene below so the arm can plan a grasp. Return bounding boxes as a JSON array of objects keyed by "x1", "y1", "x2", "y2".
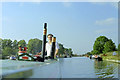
[
  {"x1": 94, "y1": 60, "x2": 118, "y2": 78},
  {"x1": 1, "y1": 58, "x2": 119, "y2": 79}
]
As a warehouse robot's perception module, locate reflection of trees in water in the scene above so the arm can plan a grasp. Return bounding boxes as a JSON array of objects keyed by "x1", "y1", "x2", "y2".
[{"x1": 94, "y1": 60, "x2": 117, "y2": 78}]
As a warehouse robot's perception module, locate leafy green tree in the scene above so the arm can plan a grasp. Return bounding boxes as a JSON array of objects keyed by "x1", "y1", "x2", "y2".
[
  {"x1": 64, "y1": 48, "x2": 68, "y2": 53},
  {"x1": 12, "y1": 40, "x2": 18, "y2": 55},
  {"x1": 86, "y1": 52, "x2": 92, "y2": 55},
  {"x1": 58, "y1": 43, "x2": 64, "y2": 56},
  {"x1": 1, "y1": 38, "x2": 73, "y2": 59},
  {"x1": 0, "y1": 38, "x2": 2, "y2": 54},
  {"x1": 68, "y1": 48, "x2": 73, "y2": 56},
  {"x1": 2, "y1": 39, "x2": 12, "y2": 49},
  {"x1": 103, "y1": 39, "x2": 116, "y2": 53},
  {"x1": 91, "y1": 50, "x2": 100, "y2": 55},
  {"x1": 58, "y1": 44, "x2": 73, "y2": 57},
  {"x1": 18, "y1": 40, "x2": 26, "y2": 47},
  {"x1": 12, "y1": 40, "x2": 18, "y2": 49},
  {"x1": 27, "y1": 38, "x2": 42, "y2": 54},
  {"x1": 118, "y1": 44, "x2": 120, "y2": 51},
  {"x1": 93, "y1": 36, "x2": 109, "y2": 54},
  {"x1": 2, "y1": 47, "x2": 13, "y2": 56},
  {"x1": 64, "y1": 48, "x2": 69, "y2": 56}
]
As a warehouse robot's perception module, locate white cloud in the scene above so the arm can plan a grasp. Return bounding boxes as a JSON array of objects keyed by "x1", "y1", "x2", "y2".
[{"x1": 95, "y1": 18, "x2": 117, "y2": 26}]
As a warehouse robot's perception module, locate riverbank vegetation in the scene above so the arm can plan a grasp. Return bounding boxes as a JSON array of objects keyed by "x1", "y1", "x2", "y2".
[
  {"x1": 84, "y1": 36, "x2": 120, "y2": 61},
  {"x1": 100, "y1": 51, "x2": 120, "y2": 60},
  {"x1": 0, "y1": 38, "x2": 73, "y2": 59},
  {"x1": 91, "y1": 36, "x2": 117, "y2": 55}
]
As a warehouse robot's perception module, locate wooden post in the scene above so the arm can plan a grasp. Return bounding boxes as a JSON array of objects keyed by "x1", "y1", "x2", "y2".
[
  {"x1": 50, "y1": 37, "x2": 56, "y2": 59},
  {"x1": 41, "y1": 23, "x2": 47, "y2": 62}
]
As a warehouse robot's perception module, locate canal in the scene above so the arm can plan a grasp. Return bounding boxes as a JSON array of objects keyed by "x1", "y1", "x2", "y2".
[{"x1": 1, "y1": 57, "x2": 120, "y2": 79}]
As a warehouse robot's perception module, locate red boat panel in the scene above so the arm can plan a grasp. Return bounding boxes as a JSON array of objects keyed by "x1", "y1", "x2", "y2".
[
  {"x1": 22, "y1": 56, "x2": 29, "y2": 59},
  {"x1": 34, "y1": 55, "x2": 40, "y2": 57},
  {"x1": 19, "y1": 51, "x2": 27, "y2": 53}
]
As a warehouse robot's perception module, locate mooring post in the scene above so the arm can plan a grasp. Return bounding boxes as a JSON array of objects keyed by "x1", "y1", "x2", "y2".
[
  {"x1": 41, "y1": 23, "x2": 47, "y2": 62},
  {"x1": 50, "y1": 37, "x2": 56, "y2": 59}
]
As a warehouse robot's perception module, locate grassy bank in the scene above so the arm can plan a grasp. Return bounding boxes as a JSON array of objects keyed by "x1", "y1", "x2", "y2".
[{"x1": 100, "y1": 51, "x2": 120, "y2": 60}]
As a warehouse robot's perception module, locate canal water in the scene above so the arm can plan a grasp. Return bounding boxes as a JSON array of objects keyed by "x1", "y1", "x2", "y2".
[
  {"x1": 1, "y1": 57, "x2": 120, "y2": 79},
  {"x1": 29, "y1": 57, "x2": 119, "y2": 79}
]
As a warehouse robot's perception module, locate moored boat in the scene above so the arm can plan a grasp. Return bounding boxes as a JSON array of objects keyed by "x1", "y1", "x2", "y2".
[
  {"x1": 10, "y1": 55, "x2": 16, "y2": 60},
  {"x1": 17, "y1": 46, "x2": 35, "y2": 61},
  {"x1": 90, "y1": 55, "x2": 103, "y2": 61}
]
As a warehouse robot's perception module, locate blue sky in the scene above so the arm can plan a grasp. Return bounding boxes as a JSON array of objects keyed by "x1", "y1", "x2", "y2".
[{"x1": 2, "y1": 2, "x2": 118, "y2": 54}]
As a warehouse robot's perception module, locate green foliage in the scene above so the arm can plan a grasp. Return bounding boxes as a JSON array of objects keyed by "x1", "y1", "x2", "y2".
[
  {"x1": 63, "y1": 48, "x2": 73, "y2": 56},
  {"x1": 86, "y1": 52, "x2": 92, "y2": 55},
  {"x1": 2, "y1": 39, "x2": 12, "y2": 49},
  {"x1": 13, "y1": 40, "x2": 18, "y2": 49},
  {"x1": 58, "y1": 43, "x2": 64, "y2": 55},
  {"x1": 27, "y1": 38, "x2": 42, "y2": 54},
  {"x1": 101, "y1": 51, "x2": 120, "y2": 60},
  {"x1": 64, "y1": 48, "x2": 68, "y2": 53},
  {"x1": 118, "y1": 44, "x2": 120, "y2": 51},
  {"x1": 68, "y1": 48, "x2": 73, "y2": 56},
  {"x1": 91, "y1": 50, "x2": 100, "y2": 55},
  {"x1": 1, "y1": 39, "x2": 14, "y2": 57},
  {"x1": 103, "y1": 39, "x2": 116, "y2": 53},
  {"x1": 12, "y1": 49, "x2": 19, "y2": 55},
  {"x1": 0, "y1": 38, "x2": 2, "y2": 54},
  {"x1": 12, "y1": 40, "x2": 19, "y2": 55},
  {"x1": 1, "y1": 38, "x2": 73, "y2": 59},
  {"x1": 92, "y1": 36, "x2": 116, "y2": 54},
  {"x1": 93, "y1": 36, "x2": 109, "y2": 54},
  {"x1": 1, "y1": 39, "x2": 19, "y2": 58},
  {"x1": 57, "y1": 43, "x2": 73, "y2": 57},
  {"x1": 2, "y1": 47, "x2": 13, "y2": 56},
  {"x1": 0, "y1": 54, "x2": 2, "y2": 59},
  {"x1": 72, "y1": 53, "x2": 79, "y2": 57},
  {"x1": 18, "y1": 40, "x2": 26, "y2": 47}
]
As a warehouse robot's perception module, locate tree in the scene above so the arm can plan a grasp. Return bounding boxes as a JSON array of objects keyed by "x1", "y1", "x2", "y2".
[
  {"x1": 18, "y1": 40, "x2": 26, "y2": 47},
  {"x1": 91, "y1": 50, "x2": 100, "y2": 55},
  {"x1": 68, "y1": 48, "x2": 73, "y2": 56},
  {"x1": 64, "y1": 48, "x2": 69, "y2": 55},
  {"x1": 93, "y1": 36, "x2": 109, "y2": 54},
  {"x1": 12, "y1": 40, "x2": 19, "y2": 55},
  {"x1": 2, "y1": 47, "x2": 13, "y2": 56},
  {"x1": 27, "y1": 38, "x2": 42, "y2": 54},
  {"x1": 118, "y1": 44, "x2": 120, "y2": 51},
  {"x1": 2, "y1": 39, "x2": 12, "y2": 49},
  {"x1": 58, "y1": 43, "x2": 64, "y2": 56},
  {"x1": 103, "y1": 39, "x2": 116, "y2": 53},
  {"x1": 86, "y1": 52, "x2": 92, "y2": 55},
  {"x1": 12, "y1": 40, "x2": 18, "y2": 49},
  {"x1": 0, "y1": 38, "x2": 2, "y2": 54}
]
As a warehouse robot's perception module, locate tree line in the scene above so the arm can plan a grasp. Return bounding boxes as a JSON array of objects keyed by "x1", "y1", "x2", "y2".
[
  {"x1": 0, "y1": 38, "x2": 73, "y2": 59},
  {"x1": 86, "y1": 36, "x2": 120, "y2": 55}
]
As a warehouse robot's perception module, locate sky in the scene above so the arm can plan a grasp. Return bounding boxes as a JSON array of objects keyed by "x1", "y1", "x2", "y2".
[{"x1": 1, "y1": 2, "x2": 118, "y2": 54}]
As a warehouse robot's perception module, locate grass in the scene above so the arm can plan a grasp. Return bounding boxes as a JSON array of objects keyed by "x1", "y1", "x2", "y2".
[{"x1": 100, "y1": 51, "x2": 120, "y2": 60}]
